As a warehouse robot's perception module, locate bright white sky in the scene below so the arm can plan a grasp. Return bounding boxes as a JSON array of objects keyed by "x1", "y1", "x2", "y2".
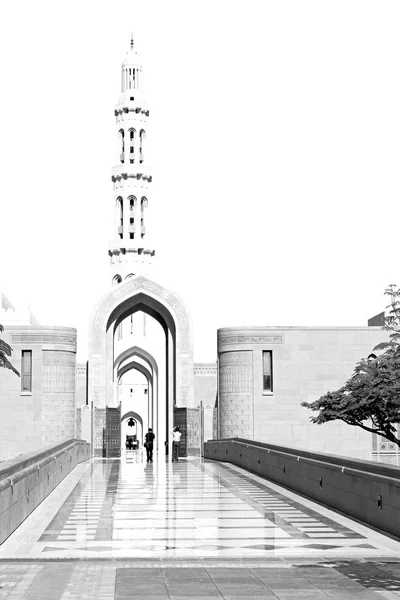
[{"x1": 1, "y1": 1, "x2": 399, "y2": 362}]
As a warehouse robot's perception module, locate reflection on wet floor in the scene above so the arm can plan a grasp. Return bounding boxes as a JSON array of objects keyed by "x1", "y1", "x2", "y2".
[{"x1": 1, "y1": 453, "x2": 400, "y2": 560}]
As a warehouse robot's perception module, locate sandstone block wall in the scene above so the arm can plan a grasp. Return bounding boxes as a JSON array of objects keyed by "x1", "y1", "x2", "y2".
[
  {"x1": 217, "y1": 326, "x2": 389, "y2": 459},
  {"x1": 0, "y1": 327, "x2": 77, "y2": 460}
]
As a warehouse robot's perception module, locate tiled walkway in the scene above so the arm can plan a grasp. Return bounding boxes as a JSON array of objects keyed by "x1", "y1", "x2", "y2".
[{"x1": 1, "y1": 453, "x2": 400, "y2": 598}]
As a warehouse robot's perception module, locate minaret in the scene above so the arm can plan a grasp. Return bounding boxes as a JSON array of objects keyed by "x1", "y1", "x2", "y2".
[{"x1": 109, "y1": 35, "x2": 154, "y2": 286}]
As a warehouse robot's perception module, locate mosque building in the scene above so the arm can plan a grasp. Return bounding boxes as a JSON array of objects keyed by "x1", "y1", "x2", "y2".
[{"x1": 0, "y1": 38, "x2": 394, "y2": 464}]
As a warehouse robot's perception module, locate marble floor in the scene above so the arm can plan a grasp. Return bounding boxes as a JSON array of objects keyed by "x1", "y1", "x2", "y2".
[{"x1": 1, "y1": 453, "x2": 400, "y2": 598}]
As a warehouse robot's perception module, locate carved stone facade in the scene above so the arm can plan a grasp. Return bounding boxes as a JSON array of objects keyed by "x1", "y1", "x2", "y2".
[
  {"x1": 194, "y1": 364, "x2": 217, "y2": 377},
  {"x1": 187, "y1": 408, "x2": 201, "y2": 456},
  {"x1": 94, "y1": 408, "x2": 106, "y2": 457},
  {"x1": 42, "y1": 351, "x2": 75, "y2": 393},
  {"x1": 41, "y1": 350, "x2": 76, "y2": 444},
  {"x1": 219, "y1": 350, "x2": 253, "y2": 439},
  {"x1": 0, "y1": 326, "x2": 77, "y2": 461},
  {"x1": 88, "y1": 275, "x2": 194, "y2": 455},
  {"x1": 89, "y1": 275, "x2": 193, "y2": 407},
  {"x1": 372, "y1": 431, "x2": 400, "y2": 466},
  {"x1": 217, "y1": 326, "x2": 391, "y2": 460}
]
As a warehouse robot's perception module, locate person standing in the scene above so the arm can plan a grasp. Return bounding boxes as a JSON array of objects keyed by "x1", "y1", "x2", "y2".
[
  {"x1": 171, "y1": 426, "x2": 182, "y2": 462},
  {"x1": 145, "y1": 428, "x2": 155, "y2": 462}
]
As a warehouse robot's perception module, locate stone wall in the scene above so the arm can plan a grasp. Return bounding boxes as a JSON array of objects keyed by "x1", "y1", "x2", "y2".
[
  {"x1": 194, "y1": 363, "x2": 217, "y2": 443},
  {"x1": 0, "y1": 327, "x2": 77, "y2": 461},
  {"x1": 0, "y1": 439, "x2": 89, "y2": 544},
  {"x1": 76, "y1": 362, "x2": 87, "y2": 409},
  {"x1": 217, "y1": 326, "x2": 389, "y2": 460},
  {"x1": 205, "y1": 438, "x2": 400, "y2": 540}
]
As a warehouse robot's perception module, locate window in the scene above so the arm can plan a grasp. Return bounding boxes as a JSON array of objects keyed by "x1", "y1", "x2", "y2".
[
  {"x1": 119, "y1": 129, "x2": 125, "y2": 163},
  {"x1": 116, "y1": 197, "x2": 123, "y2": 239},
  {"x1": 129, "y1": 130, "x2": 135, "y2": 164},
  {"x1": 262, "y1": 351, "x2": 273, "y2": 392},
  {"x1": 139, "y1": 129, "x2": 145, "y2": 163},
  {"x1": 21, "y1": 350, "x2": 32, "y2": 392}
]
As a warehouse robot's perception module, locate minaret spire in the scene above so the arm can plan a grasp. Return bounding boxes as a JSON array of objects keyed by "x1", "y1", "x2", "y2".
[{"x1": 108, "y1": 40, "x2": 154, "y2": 287}]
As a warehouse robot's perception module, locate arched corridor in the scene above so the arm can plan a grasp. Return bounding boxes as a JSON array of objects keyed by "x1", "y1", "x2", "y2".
[{"x1": 88, "y1": 275, "x2": 194, "y2": 459}]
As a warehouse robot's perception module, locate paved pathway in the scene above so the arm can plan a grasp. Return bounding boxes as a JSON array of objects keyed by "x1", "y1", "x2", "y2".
[{"x1": 0, "y1": 453, "x2": 400, "y2": 598}]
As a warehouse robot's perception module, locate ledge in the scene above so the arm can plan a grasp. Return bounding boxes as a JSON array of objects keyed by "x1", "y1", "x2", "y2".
[
  {"x1": 204, "y1": 437, "x2": 400, "y2": 539},
  {"x1": 0, "y1": 439, "x2": 90, "y2": 544}
]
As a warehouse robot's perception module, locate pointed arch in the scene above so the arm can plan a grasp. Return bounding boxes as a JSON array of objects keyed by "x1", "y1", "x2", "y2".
[
  {"x1": 118, "y1": 129, "x2": 125, "y2": 163},
  {"x1": 121, "y1": 410, "x2": 143, "y2": 429},
  {"x1": 127, "y1": 195, "x2": 136, "y2": 239},
  {"x1": 88, "y1": 275, "x2": 193, "y2": 457},
  {"x1": 118, "y1": 359, "x2": 153, "y2": 387},
  {"x1": 115, "y1": 347, "x2": 157, "y2": 439},
  {"x1": 128, "y1": 128, "x2": 136, "y2": 163},
  {"x1": 121, "y1": 409, "x2": 144, "y2": 445},
  {"x1": 140, "y1": 197, "x2": 148, "y2": 238},
  {"x1": 139, "y1": 129, "x2": 146, "y2": 163},
  {"x1": 116, "y1": 196, "x2": 123, "y2": 239},
  {"x1": 114, "y1": 345, "x2": 158, "y2": 377}
]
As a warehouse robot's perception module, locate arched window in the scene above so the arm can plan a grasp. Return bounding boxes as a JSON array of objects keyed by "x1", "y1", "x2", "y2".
[
  {"x1": 125, "y1": 273, "x2": 135, "y2": 279},
  {"x1": 118, "y1": 129, "x2": 125, "y2": 163},
  {"x1": 139, "y1": 129, "x2": 146, "y2": 163},
  {"x1": 140, "y1": 197, "x2": 148, "y2": 239},
  {"x1": 113, "y1": 275, "x2": 122, "y2": 286},
  {"x1": 128, "y1": 128, "x2": 136, "y2": 164},
  {"x1": 128, "y1": 196, "x2": 136, "y2": 239},
  {"x1": 116, "y1": 197, "x2": 123, "y2": 239}
]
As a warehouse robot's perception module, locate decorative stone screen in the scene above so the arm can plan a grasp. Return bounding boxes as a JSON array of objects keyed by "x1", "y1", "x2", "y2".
[
  {"x1": 42, "y1": 351, "x2": 76, "y2": 444},
  {"x1": 219, "y1": 350, "x2": 253, "y2": 439}
]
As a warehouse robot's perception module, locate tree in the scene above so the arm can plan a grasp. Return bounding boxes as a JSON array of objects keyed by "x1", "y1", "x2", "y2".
[
  {"x1": 0, "y1": 324, "x2": 20, "y2": 376},
  {"x1": 301, "y1": 345, "x2": 400, "y2": 448},
  {"x1": 374, "y1": 283, "x2": 400, "y2": 351}
]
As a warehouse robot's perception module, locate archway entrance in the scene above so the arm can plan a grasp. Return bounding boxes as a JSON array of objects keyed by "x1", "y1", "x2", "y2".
[
  {"x1": 121, "y1": 409, "x2": 143, "y2": 449},
  {"x1": 88, "y1": 276, "x2": 194, "y2": 458},
  {"x1": 115, "y1": 346, "x2": 158, "y2": 452}
]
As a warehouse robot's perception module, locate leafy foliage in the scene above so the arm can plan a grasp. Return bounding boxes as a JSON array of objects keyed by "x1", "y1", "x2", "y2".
[
  {"x1": 301, "y1": 345, "x2": 400, "y2": 447},
  {"x1": 374, "y1": 284, "x2": 400, "y2": 351},
  {"x1": 0, "y1": 324, "x2": 20, "y2": 376}
]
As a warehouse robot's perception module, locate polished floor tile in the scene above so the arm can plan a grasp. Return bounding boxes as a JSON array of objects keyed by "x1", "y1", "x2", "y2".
[{"x1": 1, "y1": 454, "x2": 400, "y2": 562}]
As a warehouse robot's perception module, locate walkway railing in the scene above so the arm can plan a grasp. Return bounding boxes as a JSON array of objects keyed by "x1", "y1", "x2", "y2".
[
  {"x1": 0, "y1": 439, "x2": 90, "y2": 545},
  {"x1": 204, "y1": 438, "x2": 400, "y2": 539}
]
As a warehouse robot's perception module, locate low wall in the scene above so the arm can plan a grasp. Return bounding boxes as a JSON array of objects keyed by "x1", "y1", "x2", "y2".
[
  {"x1": 204, "y1": 438, "x2": 400, "y2": 538},
  {"x1": 0, "y1": 439, "x2": 90, "y2": 544}
]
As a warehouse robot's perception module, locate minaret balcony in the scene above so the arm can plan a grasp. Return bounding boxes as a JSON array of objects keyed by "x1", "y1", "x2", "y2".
[
  {"x1": 112, "y1": 165, "x2": 152, "y2": 183},
  {"x1": 114, "y1": 95, "x2": 150, "y2": 117}
]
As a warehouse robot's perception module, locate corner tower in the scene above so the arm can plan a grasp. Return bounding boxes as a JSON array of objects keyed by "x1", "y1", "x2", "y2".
[{"x1": 109, "y1": 36, "x2": 154, "y2": 286}]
